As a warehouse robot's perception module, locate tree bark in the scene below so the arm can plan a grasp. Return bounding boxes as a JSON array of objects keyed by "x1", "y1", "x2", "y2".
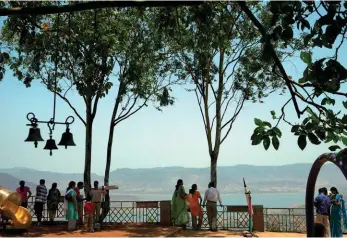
[
  {"x1": 84, "y1": 100, "x2": 93, "y2": 195},
  {"x1": 210, "y1": 153, "x2": 218, "y2": 188},
  {"x1": 104, "y1": 124, "x2": 115, "y2": 186},
  {"x1": 103, "y1": 81, "x2": 123, "y2": 187}
]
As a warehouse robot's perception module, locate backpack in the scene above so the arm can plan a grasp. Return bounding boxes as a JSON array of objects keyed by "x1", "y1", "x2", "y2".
[{"x1": 50, "y1": 189, "x2": 59, "y2": 204}]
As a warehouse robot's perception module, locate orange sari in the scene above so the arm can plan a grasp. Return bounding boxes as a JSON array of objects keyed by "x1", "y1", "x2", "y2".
[{"x1": 187, "y1": 191, "x2": 203, "y2": 217}]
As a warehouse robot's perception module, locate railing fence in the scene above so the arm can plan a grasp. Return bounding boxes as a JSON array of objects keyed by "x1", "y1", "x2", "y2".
[{"x1": 4, "y1": 197, "x2": 345, "y2": 232}]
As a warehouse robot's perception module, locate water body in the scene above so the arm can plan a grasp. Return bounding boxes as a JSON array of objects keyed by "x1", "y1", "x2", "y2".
[{"x1": 110, "y1": 192, "x2": 305, "y2": 208}]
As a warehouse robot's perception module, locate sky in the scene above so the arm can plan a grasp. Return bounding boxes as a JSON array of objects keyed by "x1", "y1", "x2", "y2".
[{"x1": 0, "y1": 13, "x2": 346, "y2": 175}]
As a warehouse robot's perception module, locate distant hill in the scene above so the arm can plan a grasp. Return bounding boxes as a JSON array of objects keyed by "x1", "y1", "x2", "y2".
[
  {"x1": 0, "y1": 173, "x2": 37, "y2": 191},
  {"x1": 1, "y1": 163, "x2": 346, "y2": 194}
]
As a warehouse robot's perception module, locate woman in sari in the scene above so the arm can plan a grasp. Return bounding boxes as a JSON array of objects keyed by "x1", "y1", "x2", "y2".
[
  {"x1": 171, "y1": 179, "x2": 189, "y2": 228},
  {"x1": 330, "y1": 187, "x2": 343, "y2": 237},
  {"x1": 187, "y1": 184, "x2": 203, "y2": 229},
  {"x1": 340, "y1": 195, "x2": 347, "y2": 230},
  {"x1": 65, "y1": 181, "x2": 78, "y2": 231}
]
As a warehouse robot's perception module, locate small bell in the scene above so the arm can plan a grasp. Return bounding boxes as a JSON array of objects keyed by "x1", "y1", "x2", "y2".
[
  {"x1": 58, "y1": 128, "x2": 76, "y2": 149},
  {"x1": 43, "y1": 136, "x2": 58, "y2": 156},
  {"x1": 25, "y1": 126, "x2": 44, "y2": 148}
]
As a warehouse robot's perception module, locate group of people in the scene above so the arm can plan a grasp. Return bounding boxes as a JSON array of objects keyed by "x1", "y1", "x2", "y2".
[
  {"x1": 16, "y1": 179, "x2": 110, "y2": 232},
  {"x1": 171, "y1": 179, "x2": 223, "y2": 231},
  {"x1": 314, "y1": 186, "x2": 347, "y2": 237}
]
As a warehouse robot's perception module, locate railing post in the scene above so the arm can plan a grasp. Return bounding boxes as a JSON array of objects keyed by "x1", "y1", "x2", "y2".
[
  {"x1": 160, "y1": 200, "x2": 171, "y2": 226},
  {"x1": 252, "y1": 205, "x2": 264, "y2": 232}
]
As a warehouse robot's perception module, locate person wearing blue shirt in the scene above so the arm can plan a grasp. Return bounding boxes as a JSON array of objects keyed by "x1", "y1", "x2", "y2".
[{"x1": 314, "y1": 188, "x2": 331, "y2": 237}]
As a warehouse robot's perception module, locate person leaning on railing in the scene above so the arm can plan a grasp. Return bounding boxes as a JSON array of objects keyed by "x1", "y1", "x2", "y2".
[
  {"x1": 202, "y1": 181, "x2": 223, "y2": 232},
  {"x1": 34, "y1": 179, "x2": 48, "y2": 226},
  {"x1": 89, "y1": 181, "x2": 106, "y2": 224}
]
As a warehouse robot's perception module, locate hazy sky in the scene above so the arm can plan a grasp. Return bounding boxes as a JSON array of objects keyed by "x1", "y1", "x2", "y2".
[{"x1": 0, "y1": 17, "x2": 346, "y2": 175}]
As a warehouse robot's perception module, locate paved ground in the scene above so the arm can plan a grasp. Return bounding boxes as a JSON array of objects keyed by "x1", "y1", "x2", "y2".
[
  {"x1": 0, "y1": 223, "x2": 182, "y2": 237},
  {"x1": 173, "y1": 230, "x2": 307, "y2": 237},
  {"x1": 5, "y1": 224, "x2": 345, "y2": 237}
]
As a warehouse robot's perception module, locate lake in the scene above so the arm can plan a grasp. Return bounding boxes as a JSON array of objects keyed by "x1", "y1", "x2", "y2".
[{"x1": 109, "y1": 192, "x2": 305, "y2": 208}]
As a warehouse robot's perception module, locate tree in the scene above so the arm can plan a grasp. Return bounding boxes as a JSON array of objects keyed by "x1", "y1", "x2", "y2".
[
  {"x1": 2, "y1": 5, "x2": 177, "y2": 191},
  {"x1": 157, "y1": 2, "x2": 285, "y2": 186},
  {"x1": 2, "y1": 7, "x2": 122, "y2": 192},
  {"x1": 239, "y1": 1, "x2": 347, "y2": 152},
  {"x1": 103, "y1": 8, "x2": 176, "y2": 186}
]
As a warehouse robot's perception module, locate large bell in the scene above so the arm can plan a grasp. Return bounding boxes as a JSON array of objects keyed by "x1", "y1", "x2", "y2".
[
  {"x1": 25, "y1": 127, "x2": 44, "y2": 148},
  {"x1": 43, "y1": 136, "x2": 58, "y2": 156},
  {"x1": 58, "y1": 128, "x2": 76, "y2": 149}
]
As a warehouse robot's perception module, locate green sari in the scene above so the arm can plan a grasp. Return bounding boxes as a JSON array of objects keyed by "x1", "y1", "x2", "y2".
[{"x1": 171, "y1": 185, "x2": 189, "y2": 226}]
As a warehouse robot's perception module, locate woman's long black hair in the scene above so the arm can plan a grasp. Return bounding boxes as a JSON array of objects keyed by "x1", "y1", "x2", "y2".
[
  {"x1": 189, "y1": 184, "x2": 197, "y2": 194},
  {"x1": 331, "y1": 187, "x2": 339, "y2": 194},
  {"x1": 175, "y1": 179, "x2": 183, "y2": 191},
  {"x1": 66, "y1": 181, "x2": 76, "y2": 192},
  {"x1": 19, "y1": 180, "x2": 25, "y2": 192}
]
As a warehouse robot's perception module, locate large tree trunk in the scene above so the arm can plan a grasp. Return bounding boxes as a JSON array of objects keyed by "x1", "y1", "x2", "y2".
[
  {"x1": 210, "y1": 153, "x2": 218, "y2": 187},
  {"x1": 84, "y1": 103, "x2": 93, "y2": 195},
  {"x1": 104, "y1": 123, "x2": 115, "y2": 186}
]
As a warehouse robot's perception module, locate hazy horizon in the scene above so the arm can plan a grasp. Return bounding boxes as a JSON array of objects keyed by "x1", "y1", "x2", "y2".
[{"x1": 0, "y1": 161, "x2": 330, "y2": 175}]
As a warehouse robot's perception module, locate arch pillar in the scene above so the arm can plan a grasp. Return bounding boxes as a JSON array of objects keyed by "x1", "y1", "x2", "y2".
[{"x1": 305, "y1": 149, "x2": 347, "y2": 237}]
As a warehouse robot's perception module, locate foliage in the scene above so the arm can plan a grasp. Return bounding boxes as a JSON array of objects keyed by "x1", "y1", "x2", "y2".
[
  {"x1": 156, "y1": 2, "x2": 285, "y2": 185},
  {"x1": 1, "y1": 4, "x2": 177, "y2": 189},
  {"x1": 242, "y1": 1, "x2": 347, "y2": 151}
]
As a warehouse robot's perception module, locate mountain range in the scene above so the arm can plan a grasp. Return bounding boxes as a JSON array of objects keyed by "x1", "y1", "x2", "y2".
[{"x1": 1, "y1": 163, "x2": 346, "y2": 195}]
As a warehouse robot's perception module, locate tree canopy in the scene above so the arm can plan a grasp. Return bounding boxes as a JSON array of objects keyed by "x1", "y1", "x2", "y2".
[
  {"x1": 243, "y1": 1, "x2": 347, "y2": 152},
  {"x1": 155, "y1": 2, "x2": 287, "y2": 185}
]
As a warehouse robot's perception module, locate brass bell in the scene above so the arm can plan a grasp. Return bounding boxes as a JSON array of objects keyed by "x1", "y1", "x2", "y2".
[
  {"x1": 58, "y1": 128, "x2": 76, "y2": 149},
  {"x1": 25, "y1": 127, "x2": 44, "y2": 148},
  {"x1": 43, "y1": 136, "x2": 58, "y2": 156}
]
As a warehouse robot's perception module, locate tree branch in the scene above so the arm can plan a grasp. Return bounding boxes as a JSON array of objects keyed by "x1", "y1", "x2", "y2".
[
  {"x1": 0, "y1": 1, "x2": 203, "y2": 16},
  {"x1": 238, "y1": 1, "x2": 301, "y2": 118},
  {"x1": 220, "y1": 95, "x2": 246, "y2": 144}
]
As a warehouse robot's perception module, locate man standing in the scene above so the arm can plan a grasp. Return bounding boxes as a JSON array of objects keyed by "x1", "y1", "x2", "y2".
[
  {"x1": 314, "y1": 187, "x2": 331, "y2": 237},
  {"x1": 203, "y1": 182, "x2": 223, "y2": 231},
  {"x1": 34, "y1": 179, "x2": 47, "y2": 226},
  {"x1": 74, "y1": 181, "x2": 84, "y2": 225},
  {"x1": 89, "y1": 181, "x2": 106, "y2": 223}
]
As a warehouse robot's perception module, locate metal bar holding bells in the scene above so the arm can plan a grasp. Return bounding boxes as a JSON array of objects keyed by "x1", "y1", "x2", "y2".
[{"x1": 0, "y1": 1, "x2": 204, "y2": 16}]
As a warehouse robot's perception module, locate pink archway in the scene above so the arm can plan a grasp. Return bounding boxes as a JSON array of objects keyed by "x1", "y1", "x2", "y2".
[{"x1": 305, "y1": 149, "x2": 347, "y2": 237}]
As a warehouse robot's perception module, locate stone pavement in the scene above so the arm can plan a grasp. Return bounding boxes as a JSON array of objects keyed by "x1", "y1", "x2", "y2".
[
  {"x1": 173, "y1": 229, "x2": 307, "y2": 237},
  {"x1": 0, "y1": 223, "x2": 182, "y2": 237}
]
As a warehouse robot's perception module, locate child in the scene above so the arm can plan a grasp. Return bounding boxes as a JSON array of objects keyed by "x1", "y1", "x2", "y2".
[{"x1": 84, "y1": 195, "x2": 95, "y2": 232}]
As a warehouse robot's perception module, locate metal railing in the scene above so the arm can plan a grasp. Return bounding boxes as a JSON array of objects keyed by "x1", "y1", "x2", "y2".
[
  {"x1": 264, "y1": 208, "x2": 306, "y2": 233},
  {"x1": 6, "y1": 197, "x2": 345, "y2": 232}
]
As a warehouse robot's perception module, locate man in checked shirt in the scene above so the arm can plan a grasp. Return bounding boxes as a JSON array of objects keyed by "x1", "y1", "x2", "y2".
[{"x1": 203, "y1": 182, "x2": 223, "y2": 231}]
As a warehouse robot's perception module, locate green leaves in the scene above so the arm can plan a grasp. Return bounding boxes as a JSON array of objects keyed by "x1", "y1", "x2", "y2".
[
  {"x1": 263, "y1": 136, "x2": 270, "y2": 150},
  {"x1": 272, "y1": 136, "x2": 280, "y2": 150},
  {"x1": 298, "y1": 135, "x2": 307, "y2": 150},
  {"x1": 254, "y1": 118, "x2": 263, "y2": 127},
  {"x1": 300, "y1": 51, "x2": 312, "y2": 66},
  {"x1": 251, "y1": 118, "x2": 281, "y2": 150},
  {"x1": 329, "y1": 145, "x2": 341, "y2": 151},
  {"x1": 308, "y1": 133, "x2": 320, "y2": 145},
  {"x1": 321, "y1": 97, "x2": 335, "y2": 106}
]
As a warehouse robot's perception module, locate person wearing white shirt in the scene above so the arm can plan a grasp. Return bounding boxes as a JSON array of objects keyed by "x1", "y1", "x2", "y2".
[{"x1": 202, "y1": 182, "x2": 223, "y2": 231}]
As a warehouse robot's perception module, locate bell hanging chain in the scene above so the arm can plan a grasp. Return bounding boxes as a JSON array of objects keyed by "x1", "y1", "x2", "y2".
[{"x1": 24, "y1": 12, "x2": 77, "y2": 156}]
